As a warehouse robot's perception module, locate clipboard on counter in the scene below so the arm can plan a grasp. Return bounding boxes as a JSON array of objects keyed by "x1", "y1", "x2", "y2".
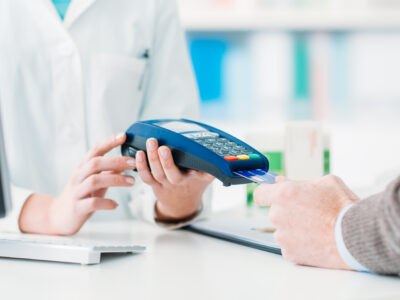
[{"x1": 185, "y1": 211, "x2": 281, "y2": 255}]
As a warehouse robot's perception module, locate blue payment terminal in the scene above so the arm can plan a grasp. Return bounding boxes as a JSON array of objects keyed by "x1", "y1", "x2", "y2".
[{"x1": 121, "y1": 119, "x2": 271, "y2": 186}]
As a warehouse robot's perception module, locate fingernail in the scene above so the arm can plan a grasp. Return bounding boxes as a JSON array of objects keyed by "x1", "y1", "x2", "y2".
[
  {"x1": 148, "y1": 138, "x2": 156, "y2": 150},
  {"x1": 112, "y1": 201, "x2": 119, "y2": 208},
  {"x1": 116, "y1": 133, "x2": 125, "y2": 141},
  {"x1": 127, "y1": 159, "x2": 135, "y2": 167},
  {"x1": 159, "y1": 147, "x2": 169, "y2": 159},
  {"x1": 126, "y1": 177, "x2": 135, "y2": 185}
]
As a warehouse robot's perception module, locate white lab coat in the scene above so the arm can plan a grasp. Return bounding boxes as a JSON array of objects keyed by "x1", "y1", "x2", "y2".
[{"x1": 0, "y1": 0, "x2": 210, "y2": 231}]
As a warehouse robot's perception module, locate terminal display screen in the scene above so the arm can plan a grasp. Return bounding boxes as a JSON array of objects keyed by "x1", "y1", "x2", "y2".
[{"x1": 156, "y1": 121, "x2": 208, "y2": 134}]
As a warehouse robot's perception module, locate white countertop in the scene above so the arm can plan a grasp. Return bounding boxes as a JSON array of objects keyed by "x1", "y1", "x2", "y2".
[{"x1": 1, "y1": 217, "x2": 399, "y2": 300}]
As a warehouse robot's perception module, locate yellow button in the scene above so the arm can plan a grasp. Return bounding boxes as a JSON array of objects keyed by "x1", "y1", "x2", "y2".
[{"x1": 237, "y1": 155, "x2": 250, "y2": 160}]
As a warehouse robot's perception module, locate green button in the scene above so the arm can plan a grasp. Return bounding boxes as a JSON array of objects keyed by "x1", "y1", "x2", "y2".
[{"x1": 249, "y1": 154, "x2": 260, "y2": 159}]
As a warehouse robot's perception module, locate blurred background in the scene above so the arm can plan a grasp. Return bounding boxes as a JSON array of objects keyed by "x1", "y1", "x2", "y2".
[{"x1": 176, "y1": 0, "x2": 400, "y2": 210}]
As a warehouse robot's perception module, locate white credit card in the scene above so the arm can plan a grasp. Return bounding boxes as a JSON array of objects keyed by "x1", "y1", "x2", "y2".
[{"x1": 234, "y1": 169, "x2": 278, "y2": 184}]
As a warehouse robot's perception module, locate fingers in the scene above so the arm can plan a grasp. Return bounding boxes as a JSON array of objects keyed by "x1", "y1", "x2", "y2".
[
  {"x1": 77, "y1": 174, "x2": 135, "y2": 198},
  {"x1": 146, "y1": 138, "x2": 169, "y2": 184},
  {"x1": 254, "y1": 184, "x2": 281, "y2": 206},
  {"x1": 76, "y1": 156, "x2": 136, "y2": 183},
  {"x1": 136, "y1": 138, "x2": 215, "y2": 186},
  {"x1": 76, "y1": 197, "x2": 118, "y2": 215},
  {"x1": 254, "y1": 185, "x2": 270, "y2": 206},
  {"x1": 84, "y1": 133, "x2": 126, "y2": 162},
  {"x1": 268, "y1": 205, "x2": 285, "y2": 227},
  {"x1": 158, "y1": 146, "x2": 183, "y2": 184},
  {"x1": 136, "y1": 139, "x2": 183, "y2": 186},
  {"x1": 136, "y1": 151, "x2": 159, "y2": 186},
  {"x1": 254, "y1": 177, "x2": 294, "y2": 206}
]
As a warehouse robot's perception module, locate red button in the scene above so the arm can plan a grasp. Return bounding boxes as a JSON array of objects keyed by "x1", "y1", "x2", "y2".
[{"x1": 224, "y1": 156, "x2": 238, "y2": 161}]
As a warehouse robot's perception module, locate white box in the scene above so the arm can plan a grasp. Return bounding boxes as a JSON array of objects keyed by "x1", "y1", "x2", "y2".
[{"x1": 285, "y1": 121, "x2": 324, "y2": 180}]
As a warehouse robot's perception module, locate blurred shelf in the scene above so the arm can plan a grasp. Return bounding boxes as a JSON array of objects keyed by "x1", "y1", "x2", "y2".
[{"x1": 180, "y1": 10, "x2": 400, "y2": 31}]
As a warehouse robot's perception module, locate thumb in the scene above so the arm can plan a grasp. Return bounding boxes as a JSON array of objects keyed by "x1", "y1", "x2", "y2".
[{"x1": 275, "y1": 176, "x2": 287, "y2": 183}]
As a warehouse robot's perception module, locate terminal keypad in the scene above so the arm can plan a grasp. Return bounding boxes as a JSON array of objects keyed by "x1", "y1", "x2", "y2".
[{"x1": 193, "y1": 136, "x2": 258, "y2": 160}]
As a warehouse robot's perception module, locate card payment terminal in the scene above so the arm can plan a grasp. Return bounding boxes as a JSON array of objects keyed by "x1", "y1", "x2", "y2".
[{"x1": 121, "y1": 119, "x2": 272, "y2": 186}]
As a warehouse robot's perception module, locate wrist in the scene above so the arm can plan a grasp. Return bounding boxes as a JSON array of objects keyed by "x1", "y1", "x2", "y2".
[
  {"x1": 19, "y1": 193, "x2": 55, "y2": 234},
  {"x1": 48, "y1": 195, "x2": 64, "y2": 235},
  {"x1": 154, "y1": 200, "x2": 200, "y2": 223}
]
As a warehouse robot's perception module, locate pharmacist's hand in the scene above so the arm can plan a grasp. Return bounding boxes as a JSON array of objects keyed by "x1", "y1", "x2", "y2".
[
  {"x1": 49, "y1": 133, "x2": 136, "y2": 235},
  {"x1": 20, "y1": 133, "x2": 136, "y2": 236},
  {"x1": 254, "y1": 175, "x2": 359, "y2": 270},
  {"x1": 135, "y1": 138, "x2": 214, "y2": 222}
]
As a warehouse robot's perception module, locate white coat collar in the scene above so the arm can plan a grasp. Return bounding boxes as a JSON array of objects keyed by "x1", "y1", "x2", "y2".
[
  {"x1": 63, "y1": 0, "x2": 97, "y2": 27},
  {"x1": 42, "y1": 0, "x2": 97, "y2": 28}
]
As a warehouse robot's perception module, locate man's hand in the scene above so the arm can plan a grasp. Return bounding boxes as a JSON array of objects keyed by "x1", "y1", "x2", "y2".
[
  {"x1": 254, "y1": 175, "x2": 359, "y2": 270},
  {"x1": 135, "y1": 138, "x2": 214, "y2": 222},
  {"x1": 19, "y1": 133, "x2": 136, "y2": 236}
]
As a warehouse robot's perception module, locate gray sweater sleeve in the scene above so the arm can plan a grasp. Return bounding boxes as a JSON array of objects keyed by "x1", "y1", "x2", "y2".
[{"x1": 342, "y1": 176, "x2": 400, "y2": 275}]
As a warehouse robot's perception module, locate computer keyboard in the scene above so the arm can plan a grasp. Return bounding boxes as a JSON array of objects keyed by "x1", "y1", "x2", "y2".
[{"x1": 0, "y1": 232, "x2": 146, "y2": 264}]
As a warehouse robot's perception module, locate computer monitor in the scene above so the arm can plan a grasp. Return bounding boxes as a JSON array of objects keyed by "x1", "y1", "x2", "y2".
[{"x1": 0, "y1": 112, "x2": 11, "y2": 218}]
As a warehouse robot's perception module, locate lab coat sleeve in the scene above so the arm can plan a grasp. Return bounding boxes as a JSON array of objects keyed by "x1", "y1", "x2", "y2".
[
  {"x1": 128, "y1": 0, "x2": 209, "y2": 228},
  {"x1": 0, "y1": 184, "x2": 32, "y2": 232}
]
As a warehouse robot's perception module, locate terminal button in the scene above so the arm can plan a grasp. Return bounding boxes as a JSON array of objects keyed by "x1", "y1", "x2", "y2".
[
  {"x1": 224, "y1": 156, "x2": 238, "y2": 161},
  {"x1": 237, "y1": 155, "x2": 250, "y2": 160},
  {"x1": 248, "y1": 154, "x2": 260, "y2": 159}
]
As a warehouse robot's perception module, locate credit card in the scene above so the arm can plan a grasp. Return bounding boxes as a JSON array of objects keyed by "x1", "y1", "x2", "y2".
[{"x1": 234, "y1": 169, "x2": 278, "y2": 184}]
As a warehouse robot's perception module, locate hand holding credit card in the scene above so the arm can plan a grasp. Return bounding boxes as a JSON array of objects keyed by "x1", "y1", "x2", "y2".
[{"x1": 234, "y1": 169, "x2": 278, "y2": 184}]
